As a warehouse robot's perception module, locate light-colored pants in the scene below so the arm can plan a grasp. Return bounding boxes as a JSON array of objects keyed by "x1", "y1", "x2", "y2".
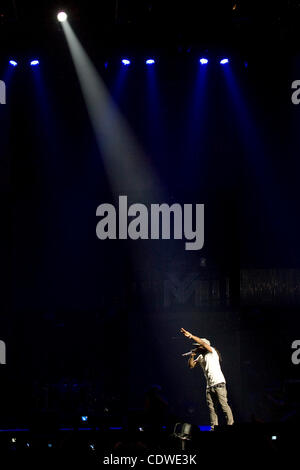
[{"x1": 206, "y1": 383, "x2": 234, "y2": 429}]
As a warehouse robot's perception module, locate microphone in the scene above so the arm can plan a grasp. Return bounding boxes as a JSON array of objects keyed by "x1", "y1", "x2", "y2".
[
  {"x1": 182, "y1": 347, "x2": 200, "y2": 357},
  {"x1": 182, "y1": 350, "x2": 194, "y2": 357}
]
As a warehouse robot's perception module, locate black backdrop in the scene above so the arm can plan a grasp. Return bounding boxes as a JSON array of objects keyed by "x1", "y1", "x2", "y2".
[{"x1": 1, "y1": 18, "x2": 300, "y2": 427}]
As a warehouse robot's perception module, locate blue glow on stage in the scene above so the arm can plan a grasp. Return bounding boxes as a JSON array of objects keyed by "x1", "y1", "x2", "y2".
[
  {"x1": 30, "y1": 60, "x2": 40, "y2": 66},
  {"x1": 220, "y1": 58, "x2": 229, "y2": 65},
  {"x1": 199, "y1": 58, "x2": 208, "y2": 64},
  {"x1": 121, "y1": 59, "x2": 131, "y2": 66},
  {"x1": 199, "y1": 425, "x2": 211, "y2": 431},
  {"x1": 9, "y1": 60, "x2": 18, "y2": 67},
  {"x1": 146, "y1": 59, "x2": 155, "y2": 65}
]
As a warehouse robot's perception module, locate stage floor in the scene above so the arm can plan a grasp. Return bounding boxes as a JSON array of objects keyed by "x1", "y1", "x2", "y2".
[{"x1": 0, "y1": 422, "x2": 297, "y2": 468}]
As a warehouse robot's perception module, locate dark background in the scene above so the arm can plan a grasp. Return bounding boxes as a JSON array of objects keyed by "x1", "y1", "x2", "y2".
[{"x1": 0, "y1": 0, "x2": 300, "y2": 428}]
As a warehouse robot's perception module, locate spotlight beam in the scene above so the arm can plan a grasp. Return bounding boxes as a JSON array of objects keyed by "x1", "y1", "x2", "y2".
[{"x1": 61, "y1": 21, "x2": 160, "y2": 195}]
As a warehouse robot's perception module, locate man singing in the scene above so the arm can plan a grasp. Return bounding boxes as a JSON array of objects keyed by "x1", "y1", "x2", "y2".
[{"x1": 180, "y1": 327, "x2": 234, "y2": 431}]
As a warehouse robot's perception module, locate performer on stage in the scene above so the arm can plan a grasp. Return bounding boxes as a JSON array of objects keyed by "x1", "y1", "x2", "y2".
[{"x1": 180, "y1": 327, "x2": 234, "y2": 431}]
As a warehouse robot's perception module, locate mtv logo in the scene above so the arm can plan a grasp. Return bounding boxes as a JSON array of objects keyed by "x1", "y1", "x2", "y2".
[
  {"x1": 164, "y1": 273, "x2": 202, "y2": 307},
  {"x1": 0, "y1": 340, "x2": 6, "y2": 364},
  {"x1": 0, "y1": 80, "x2": 6, "y2": 104}
]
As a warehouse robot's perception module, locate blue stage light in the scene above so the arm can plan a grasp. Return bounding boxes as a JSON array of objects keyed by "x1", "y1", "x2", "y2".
[
  {"x1": 121, "y1": 59, "x2": 131, "y2": 66},
  {"x1": 145, "y1": 59, "x2": 155, "y2": 65},
  {"x1": 30, "y1": 60, "x2": 39, "y2": 66},
  {"x1": 220, "y1": 58, "x2": 229, "y2": 65},
  {"x1": 9, "y1": 60, "x2": 18, "y2": 67},
  {"x1": 81, "y1": 416, "x2": 88, "y2": 422},
  {"x1": 199, "y1": 425, "x2": 211, "y2": 431},
  {"x1": 199, "y1": 58, "x2": 208, "y2": 64}
]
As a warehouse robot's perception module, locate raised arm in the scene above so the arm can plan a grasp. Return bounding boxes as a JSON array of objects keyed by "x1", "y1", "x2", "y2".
[{"x1": 180, "y1": 328, "x2": 213, "y2": 353}]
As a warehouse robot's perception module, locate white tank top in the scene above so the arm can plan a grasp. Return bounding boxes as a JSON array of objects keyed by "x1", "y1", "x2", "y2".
[{"x1": 196, "y1": 347, "x2": 226, "y2": 388}]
